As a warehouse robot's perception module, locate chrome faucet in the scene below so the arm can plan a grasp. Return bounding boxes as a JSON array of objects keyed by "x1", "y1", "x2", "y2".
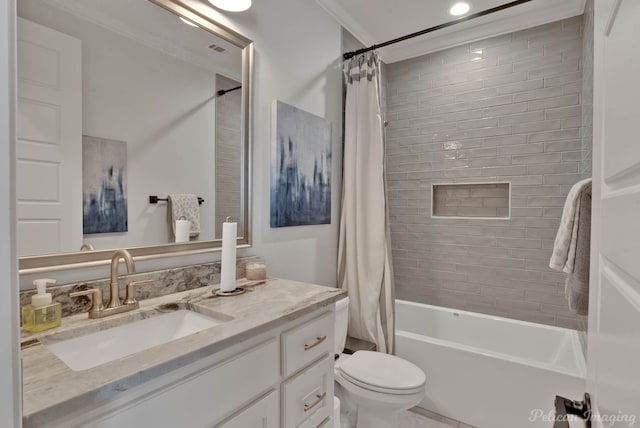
[
  {"x1": 109, "y1": 249, "x2": 135, "y2": 308},
  {"x1": 70, "y1": 249, "x2": 151, "y2": 319}
]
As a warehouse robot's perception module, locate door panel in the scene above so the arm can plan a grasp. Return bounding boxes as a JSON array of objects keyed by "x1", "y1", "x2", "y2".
[
  {"x1": 17, "y1": 38, "x2": 60, "y2": 88},
  {"x1": 596, "y1": 268, "x2": 640, "y2": 422},
  {"x1": 16, "y1": 99, "x2": 59, "y2": 143},
  {"x1": 16, "y1": 160, "x2": 60, "y2": 201},
  {"x1": 602, "y1": 0, "x2": 640, "y2": 182},
  {"x1": 601, "y1": 192, "x2": 640, "y2": 285},
  {"x1": 16, "y1": 17, "x2": 82, "y2": 256},
  {"x1": 590, "y1": 0, "x2": 640, "y2": 426}
]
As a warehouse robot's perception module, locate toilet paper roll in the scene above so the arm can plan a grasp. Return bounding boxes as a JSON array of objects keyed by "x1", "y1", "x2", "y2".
[
  {"x1": 220, "y1": 219, "x2": 237, "y2": 292},
  {"x1": 175, "y1": 219, "x2": 190, "y2": 243}
]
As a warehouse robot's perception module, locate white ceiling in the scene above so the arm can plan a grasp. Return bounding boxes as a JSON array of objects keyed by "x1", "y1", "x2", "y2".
[
  {"x1": 20, "y1": 0, "x2": 242, "y2": 78},
  {"x1": 318, "y1": 0, "x2": 586, "y2": 63}
]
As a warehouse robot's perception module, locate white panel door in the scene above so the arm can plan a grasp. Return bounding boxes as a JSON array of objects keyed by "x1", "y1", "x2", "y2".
[
  {"x1": 16, "y1": 17, "x2": 81, "y2": 256},
  {"x1": 589, "y1": 0, "x2": 640, "y2": 427}
]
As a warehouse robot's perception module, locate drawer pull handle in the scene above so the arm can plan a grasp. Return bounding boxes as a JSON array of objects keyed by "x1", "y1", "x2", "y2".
[
  {"x1": 303, "y1": 392, "x2": 326, "y2": 412},
  {"x1": 304, "y1": 335, "x2": 327, "y2": 351}
]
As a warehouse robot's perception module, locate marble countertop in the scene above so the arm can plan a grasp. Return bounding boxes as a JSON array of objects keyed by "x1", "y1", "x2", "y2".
[{"x1": 21, "y1": 278, "x2": 346, "y2": 427}]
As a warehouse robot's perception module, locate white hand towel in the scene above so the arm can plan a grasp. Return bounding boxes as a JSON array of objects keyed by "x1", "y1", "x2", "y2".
[
  {"x1": 565, "y1": 182, "x2": 591, "y2": 315},
  {"x1": 167, "y1": 194, "x2": 201, "y2": 239},
  {"x1": 549, "y1": 178, "x2": 592, "y2": 273}
]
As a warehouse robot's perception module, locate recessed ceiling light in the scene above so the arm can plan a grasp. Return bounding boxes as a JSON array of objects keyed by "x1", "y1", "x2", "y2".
[
  {"x1": 179, "y1": 17, "x2": 198, "y2": 27},
  {"x1": 208, "y1": 0, "x2": 252, "y2": 12},
  {"x1": 449, "y1": 2, "x2": 471, "y2": 16}
]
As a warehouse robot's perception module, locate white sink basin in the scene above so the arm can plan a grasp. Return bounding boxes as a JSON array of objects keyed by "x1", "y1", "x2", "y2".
[{"x1": 45, "y1": 310, "x2": 224, "y2": 371}]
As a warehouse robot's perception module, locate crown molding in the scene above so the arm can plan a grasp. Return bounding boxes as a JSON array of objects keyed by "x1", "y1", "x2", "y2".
[{"x1": 316, "y1": 0, "x2": 376, "y2": 49}]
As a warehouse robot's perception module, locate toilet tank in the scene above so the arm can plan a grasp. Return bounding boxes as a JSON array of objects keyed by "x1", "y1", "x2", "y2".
[{"x1": 333, "y1": 297, "x2": 349, "y2": 355}]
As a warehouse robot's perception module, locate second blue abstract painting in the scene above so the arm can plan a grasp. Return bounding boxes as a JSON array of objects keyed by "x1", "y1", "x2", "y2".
[
  {"x1": 82, "y1": 136, "x2": 128, "y2": 234},
  {"x1": 270, "y1": 100, "x2": 331, "y2": 228}
]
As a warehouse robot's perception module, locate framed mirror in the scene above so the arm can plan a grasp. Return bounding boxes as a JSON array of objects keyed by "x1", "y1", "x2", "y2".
[{"x1": 16, "y1": 0, "x2": 252, "y2": 273}]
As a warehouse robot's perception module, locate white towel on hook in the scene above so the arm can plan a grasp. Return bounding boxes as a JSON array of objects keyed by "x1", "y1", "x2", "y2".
[
  {"x1": 167, "y1": 194, "x2": 201, "y2": 239},
  {"x1": 565, "y1": 182, "x2": 591, "y2": 315},
  {"x1": 549, "y1": 178, "x2": 592, "y2": 273}
]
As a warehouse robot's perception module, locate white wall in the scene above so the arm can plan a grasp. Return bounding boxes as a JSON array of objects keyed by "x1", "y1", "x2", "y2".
[
  {"x1": 342, "y1": 28, "x2": 365, "y2": 53},
  {"x1": 0, "y1": 0, "x2": 22, "y2": 425},
  {"x1": 199, "y1": 0, "x2": 343, "y2": 286},
  {"x1": 18, "y1": 1, "x2": 222, "y2": 252}
]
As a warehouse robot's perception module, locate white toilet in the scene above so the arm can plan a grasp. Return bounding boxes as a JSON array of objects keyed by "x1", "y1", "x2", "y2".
[{"x1": 333, "y1": 297, "x2": 426, "y2": 428}]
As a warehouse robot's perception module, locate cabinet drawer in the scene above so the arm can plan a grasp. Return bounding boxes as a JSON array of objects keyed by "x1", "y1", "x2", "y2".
[
  {"x1": 282, "y1": 311, "x2": 334, "y2": 377},
  {"x1": 92, "y1": 338, "x2": 279, "y2": 428},
  {"x1": 282, "y1": 354, "x2": 334, "y2": 428}
]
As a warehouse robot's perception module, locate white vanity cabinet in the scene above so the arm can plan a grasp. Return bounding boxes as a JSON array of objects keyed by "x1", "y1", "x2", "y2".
[
  {"x1": 280, "y1": 311, "x2": 335, "y2": 428},
  {"x1": 282, "y1": 355, "x2": 334, "y2": 428},
  {"x1": 52, "y1": 338, "x2": 280, "y2": 428},
  {"x1": 218, "y1": 390, "x2": 279, "y2": 428},
  {"x1": 43, "y1": 306, "x2": 335, "y2": 428}
]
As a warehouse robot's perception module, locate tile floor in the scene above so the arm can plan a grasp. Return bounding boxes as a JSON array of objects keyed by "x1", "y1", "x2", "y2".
[
  {"x1": 399, "y1": 407, "x2": 476, "y2": 428},
  {"x1": 339, "y1": 403, "x2": 475, "y2": 428}
]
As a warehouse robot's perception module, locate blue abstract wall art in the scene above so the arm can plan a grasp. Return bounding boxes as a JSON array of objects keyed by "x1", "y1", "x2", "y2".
[
  {"x1": 82, "y1": 136, "x2": 128, "y2": 234},
  {"x1": 270, "y1": 100, "x2": 332, "y2": 228}
]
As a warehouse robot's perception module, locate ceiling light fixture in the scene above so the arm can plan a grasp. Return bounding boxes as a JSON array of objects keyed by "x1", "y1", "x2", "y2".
[
  {"x1": 179, "y1": 17, "x2": 198, "y2": 27},
  {"x1": 207, "y1": 0, "x2": 252, "y2": 12},
  {"x1": 449, "y1": 2, "x2": 471, "y2": 16}
]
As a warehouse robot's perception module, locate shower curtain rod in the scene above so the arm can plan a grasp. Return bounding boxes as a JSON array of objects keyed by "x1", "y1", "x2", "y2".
[
  {"x1": 342, "y1": 0, "x2": 532, "y2": 61},
  {"x1": 217, "y1": 85, "x2": 241, "y2": 96}
]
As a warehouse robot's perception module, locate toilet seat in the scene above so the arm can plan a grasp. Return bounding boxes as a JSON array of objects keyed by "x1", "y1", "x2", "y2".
[{"x1": 336, "y1": 351, "x2": 426, "y2": 395}]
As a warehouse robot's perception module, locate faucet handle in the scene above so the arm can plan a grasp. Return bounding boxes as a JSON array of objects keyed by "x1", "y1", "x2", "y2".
[
  {"x1": 124, "y1": 280, "x2": 152, "y2": 305},
  {"x1": 70, "y1": 288, "x2": 104, "y2": 316}
]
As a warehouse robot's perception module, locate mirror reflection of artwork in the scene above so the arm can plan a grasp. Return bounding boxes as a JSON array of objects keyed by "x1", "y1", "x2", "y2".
[
  {"x1": 270, "y1": 100, "x2": 331, "y2": 228},
  {"x1": 82, "y1": 136, "x2": 128, "y2": 234}
]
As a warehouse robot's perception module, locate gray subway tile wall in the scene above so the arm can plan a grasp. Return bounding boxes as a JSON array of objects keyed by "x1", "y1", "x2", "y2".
[
  {"x1": 385, "y1": 17, "x2": 589, "y2": 329},
  {"x1": 581, "y1": 1, "x2": 594, "y2": 178}
]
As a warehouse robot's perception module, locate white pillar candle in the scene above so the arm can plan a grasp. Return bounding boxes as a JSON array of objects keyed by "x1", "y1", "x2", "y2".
[{"x1": 220, "y1": 217, "x2": 237, "y2": 292}]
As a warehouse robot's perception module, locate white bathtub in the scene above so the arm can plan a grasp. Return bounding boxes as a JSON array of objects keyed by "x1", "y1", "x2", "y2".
[{"x1": 395, "y1": 300, "x2": 586, "y2": 428}]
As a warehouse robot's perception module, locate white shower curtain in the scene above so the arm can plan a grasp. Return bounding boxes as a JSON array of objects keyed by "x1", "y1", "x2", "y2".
[{"x1": 338, "y1": 52, "x2": 395, "y2": 354}]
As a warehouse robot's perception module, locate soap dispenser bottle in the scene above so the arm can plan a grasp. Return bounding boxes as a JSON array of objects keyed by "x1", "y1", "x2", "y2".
[{"x1": 22, "y1": 278, "x2": 62, "y2": 332}]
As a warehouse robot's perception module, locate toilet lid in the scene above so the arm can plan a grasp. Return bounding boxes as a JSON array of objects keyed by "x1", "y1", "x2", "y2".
[{"x1": 337, "y1": 351, "x2": 426, "y2": 392}]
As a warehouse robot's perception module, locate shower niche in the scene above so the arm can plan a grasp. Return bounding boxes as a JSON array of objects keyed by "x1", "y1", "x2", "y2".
[{"x1": 431, "y1": 182, "x2": 511, "y2": 220}]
